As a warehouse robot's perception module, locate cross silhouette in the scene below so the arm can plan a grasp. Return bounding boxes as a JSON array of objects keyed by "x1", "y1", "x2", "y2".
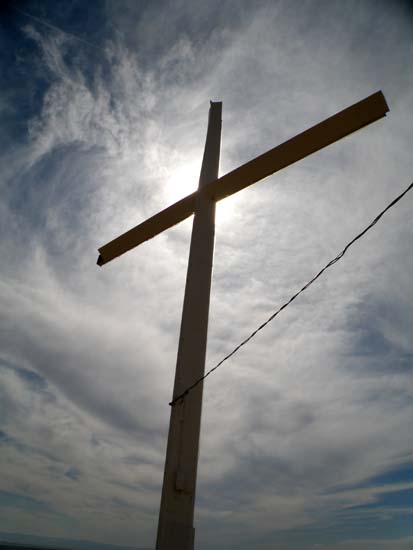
[{"x1": 96, "y1": 91, "x2": 388, "y2": 550}]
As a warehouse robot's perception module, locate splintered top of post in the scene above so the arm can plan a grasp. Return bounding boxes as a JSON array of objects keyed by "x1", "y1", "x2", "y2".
[{"x1": 97, "y1": 91, "x2": 388, "y2": 266}]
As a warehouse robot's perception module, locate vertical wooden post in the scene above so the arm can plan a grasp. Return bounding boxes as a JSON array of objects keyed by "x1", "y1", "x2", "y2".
[{"x1": 156, "y1": 102, "x2": 222, "y2": 550}]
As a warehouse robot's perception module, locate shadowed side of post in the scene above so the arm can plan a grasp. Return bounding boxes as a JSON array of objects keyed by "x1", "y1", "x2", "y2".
[{"x1": 155, "y1": 101, "x2": 222, "y2": 550}]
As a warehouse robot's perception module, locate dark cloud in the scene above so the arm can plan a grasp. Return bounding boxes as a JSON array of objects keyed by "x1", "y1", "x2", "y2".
[{"x1": 65, "y1": 467, "x2": 81, "y2": 481}]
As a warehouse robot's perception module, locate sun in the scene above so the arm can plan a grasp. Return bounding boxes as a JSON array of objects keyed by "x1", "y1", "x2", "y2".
[
  {"x1": 163, "y1": 159, "x2": 199, "y2": 204},
  {"x1": 163, "y1": 159, "x2": 236, "y2": 226}
]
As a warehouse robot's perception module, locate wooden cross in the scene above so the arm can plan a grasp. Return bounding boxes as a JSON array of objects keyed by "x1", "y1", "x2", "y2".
[{"x1": 97, "y1": 91, "x2": 388, "y2": 550}]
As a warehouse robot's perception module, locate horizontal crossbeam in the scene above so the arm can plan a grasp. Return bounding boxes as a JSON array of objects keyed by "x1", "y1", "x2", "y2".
[{"x1": 97, "y1": 91, "x2": 388, "y2": 266}]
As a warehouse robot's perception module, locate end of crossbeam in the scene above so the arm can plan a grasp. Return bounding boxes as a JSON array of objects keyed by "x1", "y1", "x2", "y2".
[
  {"x1": 377, "y1": 90, "x2": 389, "y2": 115},
  {"x1": 96, "y1": 254, "x2": 105, "y2": 267}
]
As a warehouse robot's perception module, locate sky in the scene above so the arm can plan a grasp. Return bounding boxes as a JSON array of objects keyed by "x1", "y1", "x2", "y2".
[{"x1": 0, "y1": 1, "x2": 413, "y2": 549}]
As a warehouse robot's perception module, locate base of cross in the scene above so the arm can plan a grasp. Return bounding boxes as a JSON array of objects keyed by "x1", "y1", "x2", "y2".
[{"x1": 156, "y1": 519, "x2": 195, "y2": 550}]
